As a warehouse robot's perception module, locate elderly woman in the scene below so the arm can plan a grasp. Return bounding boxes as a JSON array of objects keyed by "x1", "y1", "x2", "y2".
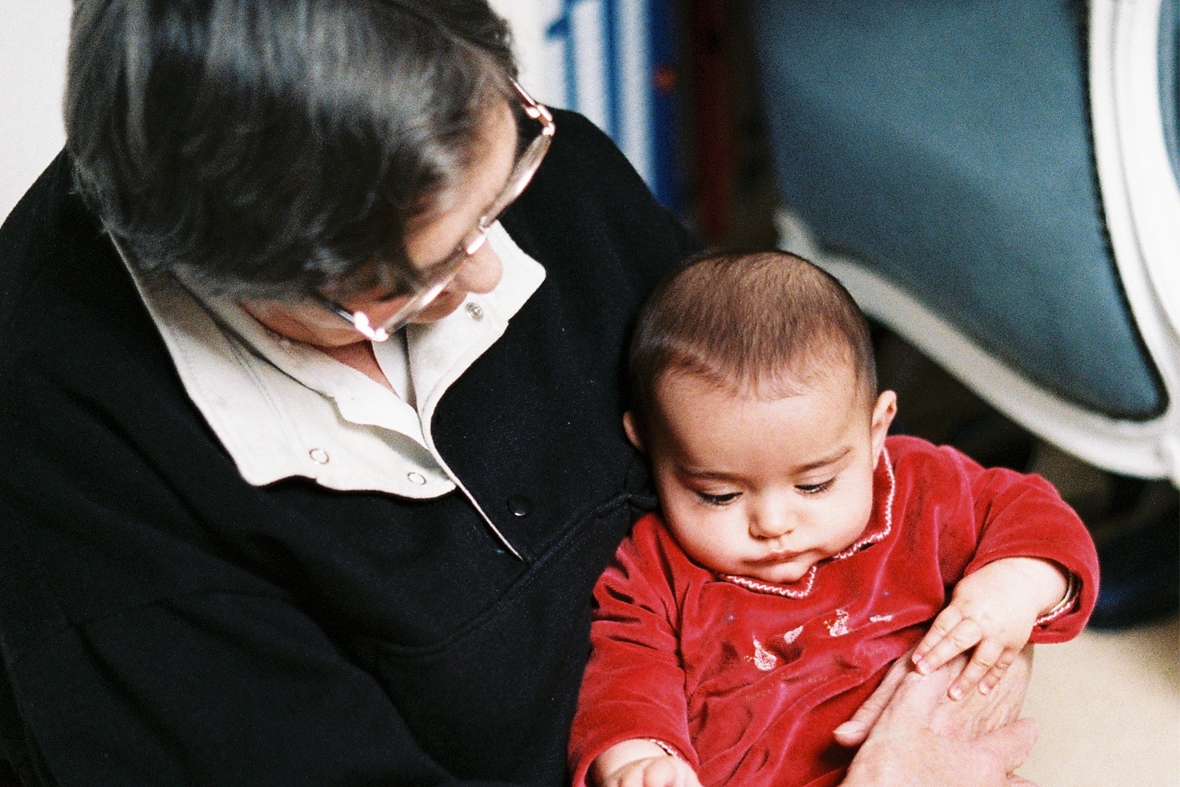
[{"x1": 0, "y1": 1, "x2": 1037, "y2": 785}]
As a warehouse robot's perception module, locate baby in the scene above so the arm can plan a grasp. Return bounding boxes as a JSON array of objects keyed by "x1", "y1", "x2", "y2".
[{"x1": 568, "y1": 251, "x2": 1098, "y2": 787}]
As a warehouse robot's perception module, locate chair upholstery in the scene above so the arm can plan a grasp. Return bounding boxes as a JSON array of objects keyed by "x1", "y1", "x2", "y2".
[{"x1": 751, "y1": 0, "x2": 1180, "y2": 482}]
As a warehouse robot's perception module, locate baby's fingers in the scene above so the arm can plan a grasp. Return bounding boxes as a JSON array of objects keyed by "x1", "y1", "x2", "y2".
[
  {"x1": 977, "y1": 648, "x2": 1019, "y2": 696},
  {"x1": 914, "y1": 614, "x2": 982, "y2": 675},
  {"x1": 948, "y1": 637, "x2": 1006, "y2": 700},
  {"x1": 913, "y1": 607, "x2": 964, "y2": 668}
]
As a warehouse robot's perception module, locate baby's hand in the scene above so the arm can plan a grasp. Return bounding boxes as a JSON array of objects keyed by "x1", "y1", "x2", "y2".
[
  {"x1": 591, "y1": 740, "x2": 701, "y2": 787},
  {"x1": 912, "y1": 557, "x2": 1069, "y2": 700}
]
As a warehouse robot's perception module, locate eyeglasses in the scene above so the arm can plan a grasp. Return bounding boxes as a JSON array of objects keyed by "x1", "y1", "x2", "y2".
[{"x1": 316, "y1": 81, "x2": 555, "y2": 342}]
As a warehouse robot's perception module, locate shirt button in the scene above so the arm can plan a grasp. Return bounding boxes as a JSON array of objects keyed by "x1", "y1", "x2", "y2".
[
  {"x1": 507, "y1": 495, "x2": 533, "y2": 517},
  {"x1": 407, "y1": 472, "x2": 427, "y2": 485},
  {"x1": 308, "y1": 448, "x2": 329, "y2": 464},
  {"x1": 466, "y1": 302, "x2": 484, "y2": 320}
]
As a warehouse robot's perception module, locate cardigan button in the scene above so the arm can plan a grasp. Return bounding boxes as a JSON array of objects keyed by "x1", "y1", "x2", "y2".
[
  {"x1": 507, "y1": 495, "x2": 533, "y2": 517},
  {"x1": 466, "y1": 302, "x2": 484, "y2": 320}
]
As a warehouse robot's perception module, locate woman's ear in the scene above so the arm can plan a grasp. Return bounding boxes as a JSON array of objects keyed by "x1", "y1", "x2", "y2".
[
  {"x1": 622, "y1": 411, "x2": 645, "y2": 452},
  {"x1": 869, "y1": 390, "x2": 898, "y2": 459}
]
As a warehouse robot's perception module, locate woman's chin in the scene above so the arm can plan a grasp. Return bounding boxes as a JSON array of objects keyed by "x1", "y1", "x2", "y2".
[{"x1": 242, "y1": 299, "x2": 369, "y2": 348}]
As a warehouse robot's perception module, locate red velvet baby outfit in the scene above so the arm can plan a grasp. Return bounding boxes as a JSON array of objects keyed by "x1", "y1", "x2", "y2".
[{"x1": 569, "y1": 435, "x2": 1098, "y2": 787}]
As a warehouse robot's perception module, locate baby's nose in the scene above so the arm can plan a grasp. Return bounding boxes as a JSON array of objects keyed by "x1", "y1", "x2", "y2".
[{"x1": 749, "y1": 510, "x2": 795, "y2": 540}]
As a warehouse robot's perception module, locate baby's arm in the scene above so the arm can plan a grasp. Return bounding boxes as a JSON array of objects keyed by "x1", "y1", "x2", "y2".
[
  {"x1": 569, "y1": 517, "x2": 700, "y2": 787},
  {"x1": 912, "y1": 557, "x2": 1071, "y2": 699},
  {"x1": 590, "y1": 740, "x2": 701, "y2": 787}
]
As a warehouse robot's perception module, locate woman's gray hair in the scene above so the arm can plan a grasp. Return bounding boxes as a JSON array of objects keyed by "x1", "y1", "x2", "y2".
[{"x1": 66, "y1": 0, "x2": 518, "y2": 301}]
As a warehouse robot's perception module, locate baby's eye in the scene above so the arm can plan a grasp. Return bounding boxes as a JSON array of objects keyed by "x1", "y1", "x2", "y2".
[
  {"x1": 796, "y1": 479, "x2": 834, "y2": 495},
  {"x1": 695, "y1": 491, "x2": 741, "y2": 506}
]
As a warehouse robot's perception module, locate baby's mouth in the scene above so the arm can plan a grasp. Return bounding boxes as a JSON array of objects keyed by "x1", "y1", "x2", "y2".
[{"x1": 750, "y1": 550, "x2": 802, "y2": 566}]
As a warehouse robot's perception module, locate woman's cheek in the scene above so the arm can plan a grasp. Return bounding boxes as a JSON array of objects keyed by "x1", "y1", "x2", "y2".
[{"x1": 409, "y1": 290, "x2": 467, "y2": 323}]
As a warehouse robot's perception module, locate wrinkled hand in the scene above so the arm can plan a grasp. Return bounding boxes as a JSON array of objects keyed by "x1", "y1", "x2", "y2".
[
  {"x1": 835, "y1": 642, "x2": 1035, "y2": 748},
  {"x1": 841, "y1": 653, "x2": 1039, "y2": 787},
  {"x1": 913, "y1": 558, "x2": 1066, "y2": 699},
  {"x1": 834, "y1": 646, "x2": 916, "y2": 747}
]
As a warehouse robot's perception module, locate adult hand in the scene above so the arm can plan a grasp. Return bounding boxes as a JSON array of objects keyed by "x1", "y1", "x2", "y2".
[
  {"x1": 839, "y1": 648, "x2": 1038, "y2": 787},
  {"x1": 833, "y1": 649, "x2": 914, "y2": 747},
  {"x1": 835, "y1": 644, "x2": 1033, "y2": 746}
]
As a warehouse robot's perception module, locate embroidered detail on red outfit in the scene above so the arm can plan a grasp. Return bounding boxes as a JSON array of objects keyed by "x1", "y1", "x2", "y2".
[
  {"x1": 784, "y1": 625, "x2": 803, "y2": 643},
  {"x1": 725, "y1": 567, "x2": 817, "y2": 598},
  {"x1": 720, "y1": 448, "x2": 898, "y2": 599},
  {"x1": 826, "y1": 608, "x2": 851, "y2": 637},
  {"x1": 752, "y1": 637, "x2": 777, "y2": 671}
]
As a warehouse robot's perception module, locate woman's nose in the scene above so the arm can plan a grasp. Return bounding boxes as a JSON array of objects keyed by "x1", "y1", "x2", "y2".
[{"x1": 451, "y1": 242, "x2": 503, "y2": 295}]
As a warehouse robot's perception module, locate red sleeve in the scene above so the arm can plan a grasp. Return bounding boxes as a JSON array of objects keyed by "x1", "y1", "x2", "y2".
[
  {"x1": 567, "y1": 514, "x2": 698, "y2": 786},
  {"x1": 902, "y1": 438, "x2": 1100, "y2": 643}
]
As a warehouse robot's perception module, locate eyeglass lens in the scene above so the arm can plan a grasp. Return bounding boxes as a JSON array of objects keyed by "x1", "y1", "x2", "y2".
[{"x1": 342, "y1": 84, "x2": 554, "y2": 341}]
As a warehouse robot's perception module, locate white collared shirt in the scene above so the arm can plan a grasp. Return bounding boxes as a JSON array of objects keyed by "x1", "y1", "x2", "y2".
[{"x1": 121, "y1": 224, "x2": 545, "y2": 551}]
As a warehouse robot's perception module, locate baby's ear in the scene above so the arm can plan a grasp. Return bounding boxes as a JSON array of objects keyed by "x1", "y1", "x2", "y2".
[
  {"x1": 622, "y1": 411, "x2": 645, "y2": 452},
  {"x1": 870, "y1": 390, "x2": 898, "y2": 457}
]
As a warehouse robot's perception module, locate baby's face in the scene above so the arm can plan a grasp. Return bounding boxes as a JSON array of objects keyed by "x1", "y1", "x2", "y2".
[{"x1": 629, "y1": 369, "x2": 896, "y2": 586}]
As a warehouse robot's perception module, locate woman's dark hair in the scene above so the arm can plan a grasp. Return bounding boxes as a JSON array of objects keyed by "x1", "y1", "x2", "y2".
[
  {"x1": 66, "y1": 0, "x2": 518, "y2": 300},
  {"x1": 628, "y1": 250, "x2": 878, "y2": 425}
]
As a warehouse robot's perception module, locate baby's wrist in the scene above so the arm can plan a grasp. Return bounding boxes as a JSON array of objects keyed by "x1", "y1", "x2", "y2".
[
  {"x1": 1034, "y1": 570, "x2": 1079, "y2": 625},
  {"x1": 1005, "y1": 556, "x2": 1072, "y2": 620},
  {"x1": 975, "y1": 557, "x2": 1071, "y2": 621}
]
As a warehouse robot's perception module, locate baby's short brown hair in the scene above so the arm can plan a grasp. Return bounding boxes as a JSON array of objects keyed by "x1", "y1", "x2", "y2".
[{"x1": 628, "y1": 250, "x2": 877, "y2": 423}]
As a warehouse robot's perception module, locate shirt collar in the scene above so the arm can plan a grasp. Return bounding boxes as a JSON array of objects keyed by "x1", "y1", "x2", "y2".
[{"x1": 119, "y1": 222, "x2": 545, "y2": 500}]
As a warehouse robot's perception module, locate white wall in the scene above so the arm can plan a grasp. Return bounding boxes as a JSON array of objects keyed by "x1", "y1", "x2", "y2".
[
  {"x1": 0, "y1": 1, "x2": 71, "y2": 223},
  {"x1": 490, "y1": 0, "x2": 568, "y2": 109}
]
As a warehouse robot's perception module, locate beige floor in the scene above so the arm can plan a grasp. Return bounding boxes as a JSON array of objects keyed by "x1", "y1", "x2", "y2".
[{"x1": 1018, "y1": 615, "x2": 1179, "y2": 786}]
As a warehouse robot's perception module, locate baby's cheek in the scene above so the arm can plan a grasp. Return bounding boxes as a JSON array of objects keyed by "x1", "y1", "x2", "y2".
[{"x1": 684, "y1": 530, "x2": 740, "y2": 573}]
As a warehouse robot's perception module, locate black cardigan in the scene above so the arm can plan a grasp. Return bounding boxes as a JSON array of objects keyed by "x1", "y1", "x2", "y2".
[{"x1": 0, "y1": 111, "x2": 700, "y2": 786}]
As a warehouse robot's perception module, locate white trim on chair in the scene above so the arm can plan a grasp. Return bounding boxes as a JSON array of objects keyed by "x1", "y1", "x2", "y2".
[{"x1": 1088, "y1": 0, "x2": 1180, "y2": 482}]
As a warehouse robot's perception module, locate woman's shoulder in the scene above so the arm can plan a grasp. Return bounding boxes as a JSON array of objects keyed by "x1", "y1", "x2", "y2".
[
  {"x1": 0, "y1": 152, "x2": 97, "y2": 343},
  {"x1": 504, "y1": 109, "x2": 701, "y2": 299},
  {"x1": 522, "y1": 109, "x2": 666, "y2": 221},
  {"x1": 547, "y1": 109, "x2": 640, "y2": 176},
  {"x1": 0, "y1": 160, "x2": 171, "y2": 388}
]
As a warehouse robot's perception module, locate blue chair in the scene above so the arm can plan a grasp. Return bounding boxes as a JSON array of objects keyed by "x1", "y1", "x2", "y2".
[{"x1": 750, "y1": 0, "x2": 1179, "y2": 625}]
